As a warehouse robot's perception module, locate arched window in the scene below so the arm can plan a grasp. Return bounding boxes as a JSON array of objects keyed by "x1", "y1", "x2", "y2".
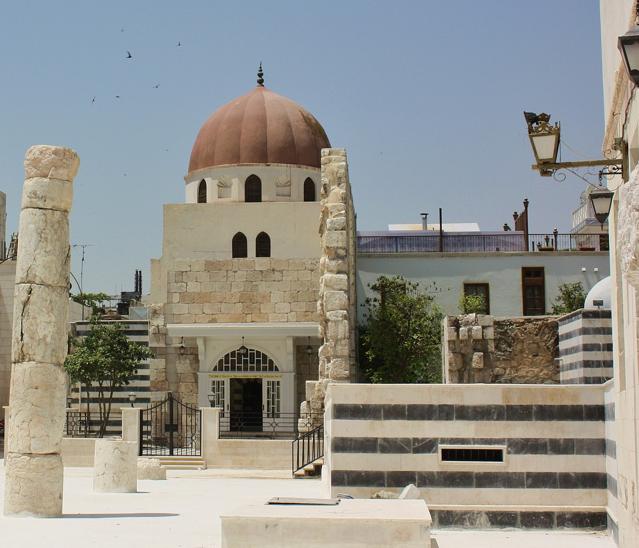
[
  {"x1": 245, "y1": 175, "x2": 262, "y2": 202},
  {"x1": 256, "y1": 232, "x2": 271, "y2": 258},
  {"x1": 197, "y1": 179, "x2": 207, "y2": 203},
  {"x1": 303, "y1": 178, "x2": 316, "y2": 202},
  {"x1": 232, "y1": 232, "x2": 248, "y2": 258},
  {"x1": 213, "y1": 348, "x2": 279, "y2": 372}
]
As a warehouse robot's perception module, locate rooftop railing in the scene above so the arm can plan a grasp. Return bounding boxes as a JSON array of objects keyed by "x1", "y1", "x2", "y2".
[{"x1": 356, "y1": 231, "x2": 609, "y2": 254}]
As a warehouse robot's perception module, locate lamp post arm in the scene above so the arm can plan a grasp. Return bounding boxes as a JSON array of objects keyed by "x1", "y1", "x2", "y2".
[{"x1": 532, "y1": 158, "x2": 622, "y2": 170}]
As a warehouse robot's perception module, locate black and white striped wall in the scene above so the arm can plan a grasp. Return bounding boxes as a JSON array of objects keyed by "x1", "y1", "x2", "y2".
[
  {"x1": 325, "y1": 383, "x2": 608, "y2": 529},
  {"x1": 558, "y1": 309, "x2": 613, "y2": 384},
  {"x1": 69, "y1": 320, "x2": 151, "y2": 414}
]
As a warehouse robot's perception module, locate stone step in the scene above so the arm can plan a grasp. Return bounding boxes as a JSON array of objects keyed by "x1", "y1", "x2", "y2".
[{"x1": 155, "y1": 456, "x2": 207, "y2": 470}]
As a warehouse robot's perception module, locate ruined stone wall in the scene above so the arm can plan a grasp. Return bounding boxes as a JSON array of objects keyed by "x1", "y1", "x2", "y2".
[
  {"x1": 303, "y1": 148, "x2": 357, "y2": 420},
  {"x1": 149, "y1": 257, "x2": 320, "y2": 404},
  {"x1": 443, "y1": 314, "x2": 559, "y2": 384}
]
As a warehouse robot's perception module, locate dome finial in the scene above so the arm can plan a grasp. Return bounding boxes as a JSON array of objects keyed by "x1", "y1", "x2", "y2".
[{"x1": 257, "y1": 62, "x2": 264, "y2": 86}]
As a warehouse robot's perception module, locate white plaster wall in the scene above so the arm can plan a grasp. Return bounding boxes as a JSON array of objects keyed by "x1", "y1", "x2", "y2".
[
  {"x1": 600, "y1": 0, "x2": 633, "y2": 124},
  {"x1": 162, "y1": 202, "x2": 321, "y2": 262},
  {"x1": 357, "y1": 252, "x2": 610, "y2": 319},
  {"x1": 184, "y1": 164, "x2": 320, "y2": 204}
]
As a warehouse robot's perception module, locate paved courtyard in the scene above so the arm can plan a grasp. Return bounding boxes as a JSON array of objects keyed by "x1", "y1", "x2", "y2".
[{"x1": 0, "y1": 462, "x2": 616, "y2": 548}]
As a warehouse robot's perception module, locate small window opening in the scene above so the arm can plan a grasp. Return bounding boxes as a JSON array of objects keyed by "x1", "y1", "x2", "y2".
[
  {"x1": 245, "y1": 175, "x2": 262, "y2": 202},
  {"x1": 303, "y1": 178, "x2": 316, "y2": 202},
  {"x1": 232, "y1": 232, "x2": 248, "y2": 258},
  {"x1": 256, "y1": 232, "x2": 271, "y2": 258},
  {"x1": 197, "y1": 180, "x2": 207, "y2": 203}
]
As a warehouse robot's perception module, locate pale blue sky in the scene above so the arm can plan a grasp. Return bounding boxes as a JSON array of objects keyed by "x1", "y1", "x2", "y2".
[{"x1": 0, "y1": 1, "x2": 604, "y2": 294}]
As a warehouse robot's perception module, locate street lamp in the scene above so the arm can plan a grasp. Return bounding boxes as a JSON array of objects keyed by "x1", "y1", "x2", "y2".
[
  {"x1": 589, "y1": 187, "x2": 614, "y2": 228},
  {"x1": 524, "y1": 112, "x2": 560, "y2": 175},
  {"x1": 523, "y1": 111, "x2": 623, "y2": 177},
  {"x1": 128, "y1": 392, "x2": 136, "y2": 407},
  {"x1": 619, "y1": 27, "x2": 639, "y2": 86},
  {"x1": 306, "y1": 336, "x2": 313, "y2": 357},
  {"x1": 207, "y1": 393, "x2": 215, "y2": 407}
]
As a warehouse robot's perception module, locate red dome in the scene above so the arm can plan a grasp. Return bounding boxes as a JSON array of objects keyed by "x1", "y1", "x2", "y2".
[{"x1": 188, "y1": 86, "x2": 330, "y2": 173}]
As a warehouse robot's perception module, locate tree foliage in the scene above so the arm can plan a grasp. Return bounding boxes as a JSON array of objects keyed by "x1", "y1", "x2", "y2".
[
  {"x1": 71, "y1": 292, "x2": 110, "y2": 315},
  {"x1": 459, "y1": 293, "x2": 487, "y2": 314},
  {"x1": 359, "y1": 276, "x2": 443, "y2": 384},
  {"x1": 551, "y1": 282, "x2": 586, "y2": 315},
  {"x1": 64, "y1": 319, "x2": 151, "y2": 437}
]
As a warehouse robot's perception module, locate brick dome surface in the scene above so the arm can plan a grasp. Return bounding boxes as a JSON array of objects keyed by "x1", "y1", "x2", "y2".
[{"x1": 188, "y1": 86, "x2": 330, "y2": 172}]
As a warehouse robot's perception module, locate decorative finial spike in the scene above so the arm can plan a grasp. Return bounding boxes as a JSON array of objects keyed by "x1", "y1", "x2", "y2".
[{"x1": 257, "y1": 62, "x2": 264, "y2": 86}]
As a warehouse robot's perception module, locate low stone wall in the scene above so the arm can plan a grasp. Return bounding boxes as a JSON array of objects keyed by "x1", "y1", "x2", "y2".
[
  {"x1": 325, "y1": 383, "x2": 608, "y2": 529},
  {"x1": 558, "y1": 309, "x2": 613, "y2": 384},
  {"x1": 443, "y1": 314, "x2": 559, "y2": 384}
]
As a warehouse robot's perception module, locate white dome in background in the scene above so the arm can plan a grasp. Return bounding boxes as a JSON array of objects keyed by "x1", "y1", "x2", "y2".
[{"x1": 585, "y1": 276, "x2": 612, "y2": 308}]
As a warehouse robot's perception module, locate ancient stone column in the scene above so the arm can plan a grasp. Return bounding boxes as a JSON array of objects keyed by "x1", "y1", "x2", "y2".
[{"x1": 4, "y1": 145, "x2": 79, "y2": 517}]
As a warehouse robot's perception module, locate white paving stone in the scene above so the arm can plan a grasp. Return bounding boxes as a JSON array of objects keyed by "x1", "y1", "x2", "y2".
[{"x1": 0, "y1": 463, "x2": 616, "y2": 548}]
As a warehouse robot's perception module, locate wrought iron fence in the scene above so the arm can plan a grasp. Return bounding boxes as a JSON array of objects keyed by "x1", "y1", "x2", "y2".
[
  {"x1": 64, "y1": 410, "x2": 117, "y2": 438},
  {"x1": 357, "y1": 232, "x2": 609, "y2": 254},
  {"x1": 218, "y1": 411, "x2": 320, "y2": 440},
  {"x1": 292, "y1": 424, "x2": 324, "y2": 475},
  {"x1": 139, "y1": 393, "x2": 201, "y2": 456}
]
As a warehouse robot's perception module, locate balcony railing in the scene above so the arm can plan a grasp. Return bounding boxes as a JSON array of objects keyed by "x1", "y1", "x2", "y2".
[{"x1": 357, "y1": 231, "x2": 609, "y2": 254}]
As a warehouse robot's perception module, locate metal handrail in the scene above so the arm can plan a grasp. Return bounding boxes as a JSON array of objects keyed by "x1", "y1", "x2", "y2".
[
  {"x1": 292, "y1": 424, "x2": 324, "y2": 475},
  {"x1": 218, "y1": 411, "x2": 319, "y2": 440}
]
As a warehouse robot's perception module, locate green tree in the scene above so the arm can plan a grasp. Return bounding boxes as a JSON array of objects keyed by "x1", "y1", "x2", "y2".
[
  {"x1": 551, "y1": 282, "x2": 586, "y2": 314},
  {"x1": 359, "y1": 275, "x2": 443, "y2": 384},
  {"x1": 459, "y1": 293, "x2": 487, "y2": 314},
  {"x1": 71, "y1": 292, "x2": 110, "y2": 315},
  {"x1": 65, "y1": 319, "x2": 151, "y2": 437}
]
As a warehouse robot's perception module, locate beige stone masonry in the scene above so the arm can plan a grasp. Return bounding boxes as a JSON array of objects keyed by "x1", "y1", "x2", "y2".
[
  {"x1": 4, "y1": 145, "x2": 78, "y2": 517},
  {"x1": 305, "y1": 149, "x2": 358, "y2": 419},
  {"x1": 443, "y1": 314, "x2": 558, "y2": 384}
]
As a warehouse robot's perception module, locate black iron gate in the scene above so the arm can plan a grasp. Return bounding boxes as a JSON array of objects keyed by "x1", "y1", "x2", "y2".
[{"x1": 139, "y1": 392, "x2": 201, "y2": 456}]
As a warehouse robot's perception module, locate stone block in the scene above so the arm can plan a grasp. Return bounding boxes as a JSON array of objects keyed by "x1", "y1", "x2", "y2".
[
  {"x1": 137, "y1": 458, "x2": 166, "y2": 480},
  {"x1": 15, "y1": 208, "x2": 69, "y2": 287},
  {"x1": 324, "y1": 291, "x2": 348, "y2": 312},
  {"x1": 93, "y1": 439, "x2": 137, "y2": 493},
  {"x1": 472, "y1": 352, "x2": 484, "y2": 369},
  {"x1": 446, "y1": 327, "x2": 458, "y2": 341},
  {"x1": 459, "y1": 327, "x2": 469, "y2": 341},
  {"x1": 477, "y1": 315, "x2": 494, "y2": 327},
  {"x1": 24, "y1": 145, "x2": 79, "y2": 182},
  {"x1": 483, "y1": 326, "x2": 495, "y2": 339},
  {"x1": 471, "y1": 326, "x2": 483, "y2": 340},
  {"x1": 6, "y1": 362, "x2": 66, "y2": 455},
  {"x1": 3, "y1": 453, "x2": 63, "y2": 516},
  {"x1": 12, "y1": 284, "x2": 69, "y2": 365},
  {"x1": 447, "y1": 352, "x2": 463, "y2": 372}
]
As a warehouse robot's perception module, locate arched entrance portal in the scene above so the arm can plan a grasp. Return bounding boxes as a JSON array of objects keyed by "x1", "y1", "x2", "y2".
[{"x1": 210, "y1": 348, "x2": 281, "y2": 434}]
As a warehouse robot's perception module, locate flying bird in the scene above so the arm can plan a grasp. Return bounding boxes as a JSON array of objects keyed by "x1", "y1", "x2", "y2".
[
  {"x1": 177, "y1": 41, "x2": 181, "y2": 47},
  {"x1": 126, "y1": 51, "x2": 132, "y2": 59},
  {"x1": 115, "y1": 95, "x2": 120, "y2": 99},
  {"x1": 153, "y1": 84, "x2": 160, "y2": 89},
  {"x1": 91, "y1": 96, "x2": 95, "y2": 103}
]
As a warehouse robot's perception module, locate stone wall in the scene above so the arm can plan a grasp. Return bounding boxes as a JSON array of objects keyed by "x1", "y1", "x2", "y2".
[
  {"x1": 443, "y1": 314, "x2": 559, "y2": 384},
  {"x1": 324, "y1": 382, "x2": 608, "y2": 529},
  {"x1": 558, "y1": 309, "x2": 613, "y2": 384},
  {"x1": 303, "y1": 149, "x2": 358, "y2": 420},
  {"x1": 149, "y1": 257, "x2": 320, "y2": 404},
  {"x1": 0, "y1": 260, "x2": 16, "y2": 420}
]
